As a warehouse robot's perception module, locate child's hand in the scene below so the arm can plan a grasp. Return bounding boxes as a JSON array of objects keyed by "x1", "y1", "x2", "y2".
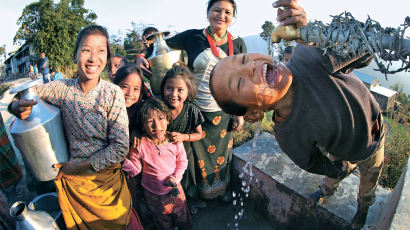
[
  {"x1": 10, "y1": 99, "x2": 38, "y2": 120},
  {"x1": 130, "y1": 137, "x2": 142, "y2": 152},
  {"x1": 164, "y1": 175, "x2": 177, "y2": 187},
  {"x1": 167, "y1": 132, "x2": 185, "y2": 143},
  {"x1": 169, "y1": 188, "x2": 180, "y2": 197}
]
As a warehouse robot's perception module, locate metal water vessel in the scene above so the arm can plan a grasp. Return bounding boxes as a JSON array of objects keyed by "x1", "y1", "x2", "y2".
[
  {"x1": 9, "y1": 78, "x2": 69, "y2": 181},
  {"x1": 147, "y1": 31, "x2": 183, "y2": 95},
  {"x1": 10, "y1": 201, "x2": 60, "y2": 230}
]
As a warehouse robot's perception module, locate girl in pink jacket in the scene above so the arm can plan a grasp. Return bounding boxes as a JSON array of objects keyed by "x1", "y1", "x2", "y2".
[{"x1": 122, "y1": 98, "x2": 191, "y2": 230}]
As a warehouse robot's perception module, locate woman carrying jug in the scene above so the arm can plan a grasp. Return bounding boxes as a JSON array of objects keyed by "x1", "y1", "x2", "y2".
[
  {"x1": 9, "y1": 25, "x2": 142, "y2": 230},
  {"x1": 137, "y1": 0, "x2": 247, "y2": 208}
]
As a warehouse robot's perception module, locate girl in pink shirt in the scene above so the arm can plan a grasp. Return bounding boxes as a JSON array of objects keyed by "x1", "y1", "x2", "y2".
[{"x1": 122, "y1": 98, "x2": 191, "y2": 230}]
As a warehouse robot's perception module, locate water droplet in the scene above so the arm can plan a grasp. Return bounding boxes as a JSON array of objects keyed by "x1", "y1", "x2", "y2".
[
  {"x1": 235, "y1": 214, "x2": 238, "y2": 220},
  {"x1": 232, "y1": 191, "x2": 236, "y2": 197},
  {"x1": 241, "y1": 202, "x2": 244, "y2": 206},
  {"x1": 242, "y1": 180, "x2": 246, "y2": 186},
  {"x1": 233, "y1": 200, "x2": 237, "y2": 205},
  {"x1": 239, "y1": 173, "x2": 244, "y2": 178},
  {"x1": 246, "y1": 193, "x2": 249, "y2": 198}
]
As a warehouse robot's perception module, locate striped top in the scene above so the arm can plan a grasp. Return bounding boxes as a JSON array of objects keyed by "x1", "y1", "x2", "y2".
[{"x1": 37, "y1": 78, "x2": 129, "y2": 172}]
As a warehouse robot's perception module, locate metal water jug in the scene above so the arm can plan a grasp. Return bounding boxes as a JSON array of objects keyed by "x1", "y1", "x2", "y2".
[
  {"x1": 28, "y1": 192, "x2": 65, "y2": 229},
  {"x1": 9, "y1": 78, "x2": 69, "y2": 181},
  {"x1": 10, "y1": 201, "x2": 60, "y2": 230},
  {"x1": 147, "y1": 31, "x2": 183, "y2": 95}
]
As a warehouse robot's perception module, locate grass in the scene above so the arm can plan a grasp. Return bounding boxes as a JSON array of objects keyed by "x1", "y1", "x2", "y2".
[
  {"x1": 379, "y1": 117, "x2": 410, "y2": 188},
  {"x1": 232, "y1": 113, "x2": 409, "y2": 189},
  {"x1": 233, "y1": 111, "x2": 274, "y2": 148}
]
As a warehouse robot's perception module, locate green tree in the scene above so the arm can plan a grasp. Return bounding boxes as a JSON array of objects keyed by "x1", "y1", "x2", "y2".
[
  {"x1": 390, "y1": 83, "x2": 409, "y2": 105},
  {"x1": 260, "y1": 21, "x2": 275, "y2": 43},
  {"x1": 14, "y1": 0, "x2": 97, "y2": 73},
  {"x1": 260, "y1": 21, "x2": 276, "y2": 55},
  {"x1": 123, "y1": 22, "x2": 146, "y2": 62},
  {"x1": 0, "y1": 45, "x2": 5, "y2": 63},
  {"x1": 110, "y1": 30, "x2": 126, "y2": 57},
  {"x1": 0, "y1": 45, "x2": 5, "y2": 57}
]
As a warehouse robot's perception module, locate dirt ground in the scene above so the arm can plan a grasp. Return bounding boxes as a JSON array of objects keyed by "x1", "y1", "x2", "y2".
[{"x1": 191, "y1": 199, "x2": 277, "y2": 230}]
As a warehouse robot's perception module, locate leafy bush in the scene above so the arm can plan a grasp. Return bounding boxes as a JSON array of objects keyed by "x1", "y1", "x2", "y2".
[
  {"x1": 233, "y1": 111, "x2": 274, "y2": 148},
  {"x1": 379, "y1": 118, "x2": 410, "y2": 188}
]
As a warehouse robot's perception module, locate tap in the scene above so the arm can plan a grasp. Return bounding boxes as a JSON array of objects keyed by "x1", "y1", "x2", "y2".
[{"x1": 270, "y1": 24, "x2": 301, "y2": 43}]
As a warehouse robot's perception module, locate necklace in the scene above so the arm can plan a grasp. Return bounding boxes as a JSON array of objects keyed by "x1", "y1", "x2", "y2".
[
  {"x1": 205, "y1": 28, "x2": 233, "y2": 58},
  {"x1": 207, "y1": 26, "x2": 228, "y2": 42},
  {"x1": 146, "y1": 136, "x2": 168, "y2": 146}
]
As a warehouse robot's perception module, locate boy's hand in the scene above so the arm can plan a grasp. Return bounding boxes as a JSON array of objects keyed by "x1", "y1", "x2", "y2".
[
  {"x1": 273, "y1": 0, "x2": 307, "y2": 28},
  {"x1": 164, "y1": 175, "x2": 177, "y2": 187},
  {"x1": 10, "y1": 100, "x2": 38, "y2": 120}
]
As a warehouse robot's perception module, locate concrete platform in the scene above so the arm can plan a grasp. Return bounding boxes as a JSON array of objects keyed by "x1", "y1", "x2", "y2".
[{"x1": 232, "y1": 132, "x2": 391, "y2": 229}]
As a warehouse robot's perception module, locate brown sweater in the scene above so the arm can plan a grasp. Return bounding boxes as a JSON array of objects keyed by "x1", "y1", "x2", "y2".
[{"x1": 273, "y1": 44, "x2": 382, "y2": 179}]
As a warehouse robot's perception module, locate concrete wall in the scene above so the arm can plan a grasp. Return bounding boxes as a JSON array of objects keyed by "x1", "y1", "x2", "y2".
[
  {"x1": 373, "y1": 157, "x2": 410, "y2": 230},
  {"x1": 231, "y1": 156, "x2": 350, "y2": 230},
  {"x1": 231, "y1": 132, "x2": 408, "y2": 230}
]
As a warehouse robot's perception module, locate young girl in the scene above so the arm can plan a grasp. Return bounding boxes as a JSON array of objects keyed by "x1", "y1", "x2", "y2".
[
  {"x1": 122, "y1": 98, "x2": 192, "y2": 230},
  {"x1": 9, "y1": 25, "x2": 141, "y2": 230},
  {"x1": 114, "y1": 64, "x2": 153, "y2": 137},
  {"x1": 160, "y1": 62, "x2": 205, "y2": 214},
  {"x1": 114, "y1": 64, "x2": 153, "y2": 226}
]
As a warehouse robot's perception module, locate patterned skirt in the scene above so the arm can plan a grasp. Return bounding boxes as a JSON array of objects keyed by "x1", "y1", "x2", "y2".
[{"x1": 191, "y1": 111, "x2": 233, "y2": 200}]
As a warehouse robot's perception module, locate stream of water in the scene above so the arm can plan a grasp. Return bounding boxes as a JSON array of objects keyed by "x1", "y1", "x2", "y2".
[
  {"x1": 228, "y1": 37, "x2": 282, "y2": 229},
  {"x1": 229, "y1": 121, "x2": 261, "y2": 230}
]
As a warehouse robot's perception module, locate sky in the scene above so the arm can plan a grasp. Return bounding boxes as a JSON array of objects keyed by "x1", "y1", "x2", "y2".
[
  {"x1": 2, "y1": 0, "x2": 410, "y2": 55},
  {"x1": 1, "y1": 0, "x2": 409, "y2": 92}
]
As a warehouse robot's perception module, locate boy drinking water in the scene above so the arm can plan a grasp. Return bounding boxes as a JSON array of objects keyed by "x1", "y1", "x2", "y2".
[{"x1": 208, "y1": 0, "x2": 408, "y2": 228}]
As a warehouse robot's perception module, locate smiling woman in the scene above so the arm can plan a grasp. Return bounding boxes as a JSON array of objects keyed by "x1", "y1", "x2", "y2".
[
  {"x1": 134, "y1": 0, "x2": 247, "y2": 204},
  {"x1": 9, "y1": 25, "x2": 143, "y2": 230},
  {"x1": 163, "y1": 0, "x2": 247, "y2": 203}
]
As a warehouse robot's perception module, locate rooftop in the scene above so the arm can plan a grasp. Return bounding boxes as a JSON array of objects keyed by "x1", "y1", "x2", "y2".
[{"x1": 371, "y1": 85, "x2": 397, "y2": 97}]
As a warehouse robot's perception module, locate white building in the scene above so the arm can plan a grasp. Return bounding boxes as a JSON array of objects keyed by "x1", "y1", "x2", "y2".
[{"x1": 3, "y1": 42, "x2": 36, "y2": 76}]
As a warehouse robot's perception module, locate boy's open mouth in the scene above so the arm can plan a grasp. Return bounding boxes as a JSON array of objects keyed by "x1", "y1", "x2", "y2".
[{"x1": 263, "y1": 63, "x2": 277, "y2": 88}]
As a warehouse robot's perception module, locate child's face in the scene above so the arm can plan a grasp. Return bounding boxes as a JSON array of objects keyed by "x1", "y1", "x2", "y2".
[
  {"x1": 109, "y1": 57, "x2": 125, "y2": 81},
  {"x1": 163, "y1": 77, "x2": 188, "y2": 110},
  {"x1": 211, "y1": 53, "x2": 293, "y2": 118},
  {"x1": 76, "y1": 34, "x2": 108, "y2": 83},
  {"x1": 143, "y1": 110, "x2": 169, "y2": 141},
  {"x1": 119, "y1": 73, "x2": 142, "y2": 108}
]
